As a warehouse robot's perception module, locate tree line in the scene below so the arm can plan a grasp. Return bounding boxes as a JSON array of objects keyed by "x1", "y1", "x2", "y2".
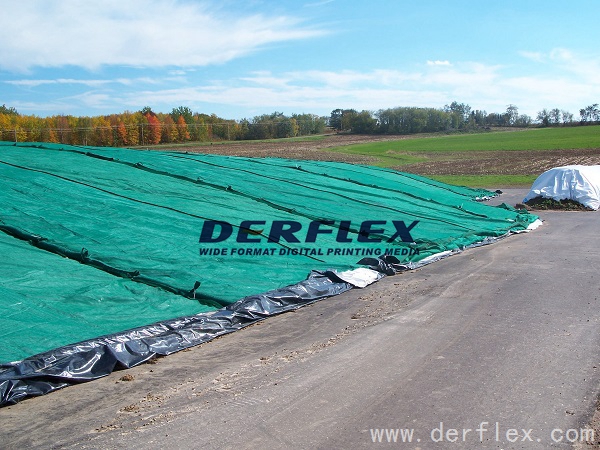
[
  {"x1": 0, "y1": 105, "x2": 326, "y2": 146},
  {"x1": 330, "y1": 102, "x2": 600, "y2": 134},
  {"x1": 0, "y1": 101, "x2": 598, "y2": 146}
]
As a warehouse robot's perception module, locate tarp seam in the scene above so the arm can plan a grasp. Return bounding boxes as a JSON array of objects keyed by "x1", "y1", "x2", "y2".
[{"x1": 0, "y1": 222, "x2": 226, "y2": 308}]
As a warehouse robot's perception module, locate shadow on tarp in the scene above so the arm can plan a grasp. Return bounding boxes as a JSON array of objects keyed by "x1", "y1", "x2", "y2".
[{"x1": 0, "y1": 264, "x2": 398, "y2": 407}]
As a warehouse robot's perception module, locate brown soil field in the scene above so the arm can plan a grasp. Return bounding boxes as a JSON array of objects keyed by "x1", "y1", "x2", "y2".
[
  {"x1": 399, "y1": 148, "x2": 600, "y2": 175},
  {"x1": 166, "y1": 133, "x2": 600, "y2": 177},
  {"x1": 170, "y1": 134, "x2": 399, "y2": 165}
]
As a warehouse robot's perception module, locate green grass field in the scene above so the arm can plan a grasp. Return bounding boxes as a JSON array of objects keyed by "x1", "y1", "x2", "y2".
[
  {"x1": 331, "y1": 126, "x2": 600, "y2": 154},
  {"x1": 329, "y1": 125, "x2": 600, "y2": 187}
]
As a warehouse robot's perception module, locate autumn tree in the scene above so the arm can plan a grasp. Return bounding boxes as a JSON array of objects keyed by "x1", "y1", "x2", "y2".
[
  {"x1": 115, "y1": 121, "x2": 127, "y2": 145},
  {"x1": 45, "y1": 128, "x2": 59, "y2": 143},
  {"x1": 51, "y1": 115, "x2": 75, "y2": 144},
  {"x1": 92, "y1": 116, "x2": 113, "y2": 146},
  {"x1": 124, "y1": 111, "x2": 142, "y2": 146},
  {"x1": 192, "y1": 114, "x2": 209, "y2": 141},
  {"x1": 161, "y1": 115, "x2": 177, "y2": 143},
  {"x1": 142, "y1": 109, "x2": 162, "y2": 145},
  {"x1": 0, "y1": 112, "x2": 26, "y2": 141},
  {"x1": 176, "y1": 115, "x2": 190, "y2": 142}
]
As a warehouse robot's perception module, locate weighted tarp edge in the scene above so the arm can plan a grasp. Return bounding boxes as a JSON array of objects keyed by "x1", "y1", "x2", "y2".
[{"x1": 0, "y1": 269, "x2": 356, "y2": 406}]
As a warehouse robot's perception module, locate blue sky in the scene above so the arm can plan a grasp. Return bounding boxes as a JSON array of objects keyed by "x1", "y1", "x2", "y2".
[{"x1": 1, "y1": 0, "x2": 599, "y2": 120}]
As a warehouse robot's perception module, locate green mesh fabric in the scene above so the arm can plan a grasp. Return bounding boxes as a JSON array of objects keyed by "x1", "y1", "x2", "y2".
[{"x1": 0, "y1": 141, "x2": 538, "y2": 362}]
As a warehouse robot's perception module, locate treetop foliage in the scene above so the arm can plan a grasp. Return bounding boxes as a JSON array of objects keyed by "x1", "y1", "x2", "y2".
[{"x1": 0, "y1": 104, "x2": 19, "y2": 115}]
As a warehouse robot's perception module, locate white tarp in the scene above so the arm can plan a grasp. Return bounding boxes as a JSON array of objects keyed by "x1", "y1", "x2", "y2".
[
  {"x1": 523, "y1": 165, "x2": 600, "y2": 210},
  {"x1": 333, "y1": 268, "x2": 383, "y2": 288}
]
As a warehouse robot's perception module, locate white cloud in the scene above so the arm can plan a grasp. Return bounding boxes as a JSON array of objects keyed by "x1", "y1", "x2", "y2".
[
  {"x1": 549, "y1": 48, "x2": 574, "y2": 61},
  {"x1": 70, "y1": 92, "x2": 114, "y2": 110},
  {"x1": 520, "y1": 48, "x2": 600, "y2": 83},
  {"x1": 519, "y1": 51, "x2": 545, "y2": 63},
  {"x1": 240, "y1": 71, "x2": 293, "y2": 88},
  {"x1": 304, "y1": 0, "x2": 335, "y2": 6},
  {"x1": 0, "y1": 0, "x2": 327, "y2": 71},
  {"x1": 501, "y1": 76, "x2": 596, "y2": 113},
  {"x1": 6, "y1": 78, "x2": 155, "y2": 88},
  {"x1": 7, "y1": 79, "x2": 110, "y2": 88},
  {"x1": 288, "y1": 70, "x2": 376, "y2": 88},
  {"x1": 426, "y1": 60, "x2": 451, "y2": 66},
  {"x1": 549, "y1": 48, "x2": 600, "y2": 85}
]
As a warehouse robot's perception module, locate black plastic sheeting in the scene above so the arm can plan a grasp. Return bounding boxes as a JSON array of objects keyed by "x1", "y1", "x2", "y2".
[{"x1": 0, "y1": 261, "x2": 403, "y2": 407}]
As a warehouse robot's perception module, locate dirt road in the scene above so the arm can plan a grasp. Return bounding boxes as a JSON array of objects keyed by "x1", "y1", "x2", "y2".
[{"x1": 2, "y1": 190, "x2": 599, "y2": 449}]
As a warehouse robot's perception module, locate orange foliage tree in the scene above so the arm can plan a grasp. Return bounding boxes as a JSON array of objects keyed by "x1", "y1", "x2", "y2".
[
  {"x1": 143, "y1": 111, "x2": 162, "y2": 145},
  {"x1": 176, "y1": 115, "x2": 190, "y2": 142}
]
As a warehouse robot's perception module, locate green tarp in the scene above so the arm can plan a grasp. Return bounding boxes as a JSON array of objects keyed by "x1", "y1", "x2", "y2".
[{"x1": 0, "y1": 141, "x2": 539, "y2": 363}]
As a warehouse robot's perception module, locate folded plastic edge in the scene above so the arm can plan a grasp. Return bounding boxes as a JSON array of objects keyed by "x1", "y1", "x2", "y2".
[{"x1": 0, "y1": 269, "x2": 354, "y2": 406}]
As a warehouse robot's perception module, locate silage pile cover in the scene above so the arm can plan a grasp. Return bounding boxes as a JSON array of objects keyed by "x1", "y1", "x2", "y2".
[
  {"x1": 523, "y1": 165, "x2": 600, "y2": 210},
  {"x1": 0, "y1": 142, "x2": 539, "y2": 363}
]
